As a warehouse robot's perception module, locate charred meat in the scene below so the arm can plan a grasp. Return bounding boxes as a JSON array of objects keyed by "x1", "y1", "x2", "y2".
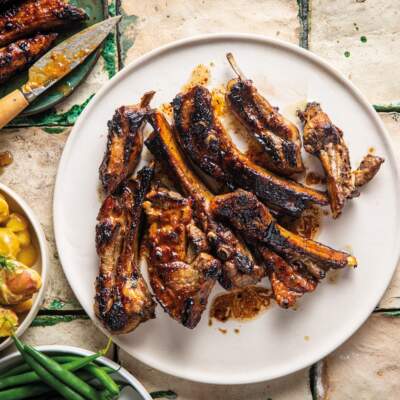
[
  {"x1": 257, "y1": 246, "x2": 317, "y2": 308},
  {"x1": 299, "y1": 103, "x2": 353, "y2": 218},
  {"x1": 226, "y1": 53, "x2": 304, "y2": 175},
  {"x1": 95, "y1": 165, "x2": 156, "y2": 334},
  {"x1": 0, "y1": 0, "x2": 88, "y2": 47},
  {"x1": 172, "y1": 85, "x2": 328, "y2": 216},
  {"x1": 0, "y1": 33, "x2": 57, "y2": 84},
  {"x1": 211, "y1": 189, "x2": 357, "y2": 270},
  {"x1": 354, "y1": 153, "x2": 384, "y2": 188},
  {"x1": 99, "y1": 92, "x2": 155, "y2": 195},
  {"x1": 145, "y1": 111, "x2": 265, "y2": 290},
  {"x1": 143, "y1": 187, "x2": 220, "y2": 328}
]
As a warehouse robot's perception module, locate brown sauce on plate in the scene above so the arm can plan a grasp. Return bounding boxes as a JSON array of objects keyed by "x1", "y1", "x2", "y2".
[{"x1": 210, "y1": 286, "x2": 272, "y2": 323}]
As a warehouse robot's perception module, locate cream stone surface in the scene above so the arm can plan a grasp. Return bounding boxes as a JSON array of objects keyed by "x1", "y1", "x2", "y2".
[
  {"x1": 119, "y1": 349, "x2": 312, "y2": 400},
  {"x1": 119, "y1": 0, "x2": 299, "y2": 64},
  {"x1": 3, "y1": 319, "x2": 112, "y2": 358},
  {"x1": 318, "y1": 314, "x2": 400, "y2": 400},
  {"x1": 310, "y1": 0, "x2": 400, "y2": 104},
  {"x1": 0, "y1": 1, "x2": 399, "y2": 398}
]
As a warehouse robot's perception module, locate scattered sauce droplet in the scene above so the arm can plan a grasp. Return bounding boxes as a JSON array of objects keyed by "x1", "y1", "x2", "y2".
[
  {"x1": 218, "y1": 328, "x2": 227, "y2": 335},
  {"x1": 279, "y1": 206, "x2": 321, "y2": 240},
  {"x1": 160, "y1": 103, "x2": 173, "y2": 117},
  {"x1": 210, "y1": 286, "x2": 272, "y2": 323},
  {"x1": 208, "y1": 319, "x2": 213, "y2": 327},
  {"x1": 211, "y1": 85, "x2": 227, "y2": 117},
  {"x1": 234, "y1": 328, "x2": 240, "y2": 334},
  {"x1": 344, "y1": 51, "x2": 351, "y2": 58},
  {"x1": 304, "y1": 335, "x2": 310, "y2": 341},
  {"x1": 305, "y1": 171, "x2": 326, "y2": 186},
  {"x1": 0, "y1": 151, "x2": 13, "y2": 168},
  {"x1": 181, "y1": 64, "x2": 211, "y2": 92},
  {"x1": 368, "y1": 147, "x2": 375, "y2": 154},
  {"x1": 360, "y1": 36, "x2": 367, "y2": 43}
]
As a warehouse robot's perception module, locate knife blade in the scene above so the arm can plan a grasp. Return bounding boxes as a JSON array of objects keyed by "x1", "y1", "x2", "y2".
[{"x1": 0, "y1": 16, "x2": 121, "y2": 129}]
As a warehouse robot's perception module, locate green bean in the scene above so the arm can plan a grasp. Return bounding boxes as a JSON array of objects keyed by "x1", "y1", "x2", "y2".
[
  {"x1": 0, "y1": 383, "x2": 52, "y2": 400},
  {"x1": 0, "y1": 364, "x2": 113, "y2": 390},
  {"x1": 12, "y1": 336, "x2": 85, "y2": 400},
  {"x1": 0, "y1": 363, "x2": 31, "y2": 378},
  {"x1": 83, "y1": 364, "x2": 120, "y2": 396},
  {"x1": 24, "y1": 345, "x2": 101, "y2": 400}
]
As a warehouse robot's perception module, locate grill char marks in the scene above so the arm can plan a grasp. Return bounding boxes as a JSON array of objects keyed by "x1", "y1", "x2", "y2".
[
  {"x1": 298, "y1": 102, "x2": 354, "y2": 218},
  {"x1": 211, "y1": 189, "x2": 357, "y2": 271},
  {"x1": 225, "y1": 53, "x2": 304, "y2": 175},
  {"x1": 143, "y1": 187, "x2": 220, "y2": 329},
  {"x1": 353, "y1": 154, "x2": 384, "y2": 188},
  {"x1": 172, "y1": 85, "x2": 328, "y2": 217},
  {"x1": 0, "y1": 0, "x2": 88, "y2": 47},
  {"x1": 145, "y1": 112, "x2": 265, "y2": 290},
  {"x1": 95, "y1": 165, "x2": 156, "y2": 334},
  {"x1": 0, "y1": 33, "x2": 57, "y2": 84},
  {"x1": 99, "y1": 91, "x2": 155, "y2": 195}
]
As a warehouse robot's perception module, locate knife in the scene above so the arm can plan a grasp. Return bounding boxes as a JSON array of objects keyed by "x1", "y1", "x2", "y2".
[{"x1": 0, "y1": 16, "x2": 121, "y2": 129}]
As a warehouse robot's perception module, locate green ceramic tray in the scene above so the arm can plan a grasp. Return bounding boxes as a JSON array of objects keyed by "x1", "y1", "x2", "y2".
[{"x1": 0, "y1": 0, "x2": 107, "y2": 116}]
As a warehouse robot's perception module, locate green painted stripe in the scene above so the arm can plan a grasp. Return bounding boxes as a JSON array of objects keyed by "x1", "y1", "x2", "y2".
[
  {"x1": 297, "y1": 0, "x2": 310, "y2": 49},
  {"x1": 150, "y1": 390, "x2": 178, "y2": 399},
  {"x1": 374, "y1": 103, "x2": 400, "y2": 113},
  {"x1": 9, "y1": 94, "x2": 95, "y2": 127},
  {"x1": 31, "y1": 314, "x2": 89, "y2": 327}
]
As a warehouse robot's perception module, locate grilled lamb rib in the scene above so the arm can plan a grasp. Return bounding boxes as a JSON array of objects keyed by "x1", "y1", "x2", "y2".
[
  {"x1": 0, "y1": 0, "x2": 88, "y2": 47},
  {"x1": 172, "y1": 85, "x2": 328, "y2": 217},
  {"x1": 211, "y1": 189, "x2": 357, "y2": 270},
  {"x1": 143, "y1": 187, "x2": 220, "y2": 328},
  {"x1": 0, "y1": 33, "x2": 58, "y2": 84},
  {"x1": 298, "y1": 103, "x2": 384, "y2": 218},
  {"x1": 353, "y1": 153, "x2": 384, "y2": 188},
  {"x1": 145, "y1": 111, "x2": 265, "y2": 290},
  {"x1": 226, "y1": 53, "x2": 304, "y2": 175},
  {"x1": 99, "y1": 91, "x2": 155, "y2": 195},
  {"x1": 95, "y1": 165, "x2": 156, "y2": 334}
]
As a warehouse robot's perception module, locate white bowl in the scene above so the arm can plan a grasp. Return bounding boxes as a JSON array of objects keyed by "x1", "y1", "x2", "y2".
[
  {"x1": 0, "y1": 182, "x2": 49, "y2": 352},
  {"x1": 0, "y1": 345, "x2": 152, "y2": 400}
]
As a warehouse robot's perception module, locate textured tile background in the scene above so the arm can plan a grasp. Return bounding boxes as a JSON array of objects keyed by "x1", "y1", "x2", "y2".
[{"x1": 1, "y1": 1, "x2": 399, "y2": 398}]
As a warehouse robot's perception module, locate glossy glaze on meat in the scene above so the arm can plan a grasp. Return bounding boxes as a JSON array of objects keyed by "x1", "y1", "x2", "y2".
[
  {"x1": 0, "y1": 33, "x2": 57, "y2": 84},
  {"x1": 95, "y1": 165, "x2": 156, "y2": 334},
  {"x1": 211, "y1": 189, "x2": 357, "y2": 270},
  {"x1": 298, "y1": 102, "x2": 355, "y2": 218},
  {"x1": 172, "y1": 85, "x2": 328, "y2": 216},
  {"x1": 353, "y1": 153, "x2": 384, "y2": 188},
  {"x1": 143, "y1": 187, "x2": 220, "y2": 328},
  {"x1": 0, "y1": 0, "x2": 87, "y2": 47},
  {"x1": 226, "y1": 53, "x2": 304, "y2": 175},
  {"x1": 145, "y1": 111, "x2": 266, "y2": 290},
  {"x1": 99, "y1": 92, "x2": 154, "y2": 195}
]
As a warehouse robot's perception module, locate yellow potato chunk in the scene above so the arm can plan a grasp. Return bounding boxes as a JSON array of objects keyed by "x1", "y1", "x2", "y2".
[
  {"x1": 0, "y1": 307, "x2": 18, "y2": 337},
  {"x1": 0, "y1": 228, "x2": 20, "y2": 258},
  {"x1": 12, "y1": 298, "x2": 33, "y2": 314},
  {"x1": 16, "y1": 229, "x2": 31, "y2": 247},
  {"x1": 6, "y1": 213, "x2": 28, "y2": 233},
  {"x1": 17, "y1": 244, "x2": 37, "y2": 267},
  {"x1": 0, "y1": 195, "x2": 9, "y2": 224}
]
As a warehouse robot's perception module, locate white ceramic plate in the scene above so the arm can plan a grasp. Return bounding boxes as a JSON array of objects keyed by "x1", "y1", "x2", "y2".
[
  {"x1": 53, "y1": 34, "x2": 400, "y2": 384},
  {"x1": 0, "y1": 183, "x2": 49, "y2": 352},
  {"x1": 0, "y1": 345, "x2": 152, "y2": 399}
]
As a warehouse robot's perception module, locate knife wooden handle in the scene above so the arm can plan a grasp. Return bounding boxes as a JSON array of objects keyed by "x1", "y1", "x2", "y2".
[{"x1": 0, "y1": 89, "x2": 29, "y2": 129}]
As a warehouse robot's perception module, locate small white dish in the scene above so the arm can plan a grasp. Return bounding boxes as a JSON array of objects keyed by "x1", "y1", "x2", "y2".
[
  {"x1": 0, "y1": 345, "x2": 152, "y2": 400},
  {"x1": 0, "y1": 182, "x2": 49, "y2": 352}
]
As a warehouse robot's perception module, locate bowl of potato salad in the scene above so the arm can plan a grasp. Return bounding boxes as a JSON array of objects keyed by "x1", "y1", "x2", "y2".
[{"x1": 0, "y1": 183, "x2": 48, "y2": 351}]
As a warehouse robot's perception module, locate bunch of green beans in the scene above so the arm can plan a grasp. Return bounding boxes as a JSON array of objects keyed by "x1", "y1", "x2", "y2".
[{"x1": 0, "y1": 336, "x2": 121, "y2": 400}]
